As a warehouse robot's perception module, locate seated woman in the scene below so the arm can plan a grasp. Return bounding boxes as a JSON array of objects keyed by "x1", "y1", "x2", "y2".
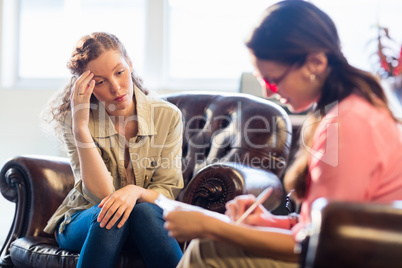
[
  {"x1": 163, "y1": 1, "x2": 402, "y2": 267},
  {"x1": 42, "y1": 32, "x2": 184, "y2": 268}
]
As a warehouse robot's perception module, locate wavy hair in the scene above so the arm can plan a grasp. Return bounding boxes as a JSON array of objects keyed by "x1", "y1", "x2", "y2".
[{"x1": 42, "y1": 32, "x2": 148, "y2": 140}]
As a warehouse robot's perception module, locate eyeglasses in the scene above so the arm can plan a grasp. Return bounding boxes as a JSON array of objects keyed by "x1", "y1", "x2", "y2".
[{"x1": 258, "y1": 65, "x2": 293, "y2": 93}]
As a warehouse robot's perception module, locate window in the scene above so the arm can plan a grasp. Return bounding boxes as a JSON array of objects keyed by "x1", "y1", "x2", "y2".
[
  {"x1": 2, "y1": 0, "x2": 402, "y2": 91},
  {"x1": 166, "y1": 0, "x2": 402, "y2": 90},
  {"x1": 2, "y1": 0, "x2": 146, "y2": 88},
  {"x1": 2, "y1": 0, "x2": 274, "y2": 91},
  {"x1": 165, "y1": 0, "x2": 271, "y2": 90},
  {"x1": 19, "y1": 0, "x2": 146, "y2": 79},
  {"x1": 312, "y1": 0, "x2": 402, "y2": 73}
]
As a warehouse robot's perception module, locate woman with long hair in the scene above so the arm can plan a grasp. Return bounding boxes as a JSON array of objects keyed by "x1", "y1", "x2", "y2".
[
  {"x1": 164, "y1": 1, "x2": 402, "y2": 267},
  {"x1": 43, "y1": 32, "x2": 183, "y2": 268}
]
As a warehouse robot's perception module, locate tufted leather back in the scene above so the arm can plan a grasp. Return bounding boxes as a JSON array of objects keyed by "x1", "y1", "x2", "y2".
[
  {"x1": 165, "y1": 92, "x2": 292, "y2": 187},
  {"x1": 0, "y1": 92, "x2": 291, "y2": 240}
]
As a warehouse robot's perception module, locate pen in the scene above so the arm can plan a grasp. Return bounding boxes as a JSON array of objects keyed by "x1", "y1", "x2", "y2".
[{"x1": 235, "y1": 187, "x2": 273, "y2": 225}]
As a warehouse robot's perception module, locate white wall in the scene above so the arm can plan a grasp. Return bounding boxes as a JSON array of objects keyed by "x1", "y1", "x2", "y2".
[
  {"x1": 0, "y1": 88, "x2": 66, "y2": 247},
  {"x1": 0, "y1": 89, "x2": 66, "y2": 164}
]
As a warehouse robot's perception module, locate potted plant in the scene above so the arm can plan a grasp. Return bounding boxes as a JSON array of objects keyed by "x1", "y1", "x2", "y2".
[{"x1": 368, "y1": 25, "x2": 402, "y2": 113}]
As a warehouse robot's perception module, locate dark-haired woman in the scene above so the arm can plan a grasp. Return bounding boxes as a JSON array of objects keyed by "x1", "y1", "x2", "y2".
[
  {"x1": 43, "y1": 32, "x2": 183, "y2": 268},
  {"x1": 164, "y1": 1, "x2": 402, "y2": 267}
]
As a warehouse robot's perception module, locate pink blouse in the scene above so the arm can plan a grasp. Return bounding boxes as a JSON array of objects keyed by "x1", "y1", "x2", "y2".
[{"x1": 294, "y1": 94, "x2": 402, "y2": 236}]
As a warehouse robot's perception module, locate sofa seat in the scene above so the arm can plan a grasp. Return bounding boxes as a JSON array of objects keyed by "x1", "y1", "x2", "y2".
[{"x1": 10, "y1": 236, "x2": 144, "y2": 268}]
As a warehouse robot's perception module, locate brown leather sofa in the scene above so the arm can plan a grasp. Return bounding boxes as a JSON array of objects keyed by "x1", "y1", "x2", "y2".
[
  {"x1": 0, "y1": 92, "x2": 292, "y2": 268},
  {"x1": 302, "y1": 198, "x2": 402, "y2": 268}
]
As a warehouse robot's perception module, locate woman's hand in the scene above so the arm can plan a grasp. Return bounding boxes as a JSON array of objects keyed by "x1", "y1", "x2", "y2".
[
  {"x1": 97, "y1": 185, "x2": 143, "y2": 229},
  {"x1": 225, "y1": 194, "x2": 273, "y2": 226},
  {"x1": 164, "y1": 208, "x2": 212, "y2": 242},
  {"x1": 70, "y1": 70, "x2": 95, "y2": 136}
]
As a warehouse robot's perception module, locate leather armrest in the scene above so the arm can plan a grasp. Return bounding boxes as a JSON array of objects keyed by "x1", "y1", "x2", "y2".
[
  {"x1": 304, "y1": 198, "x2": 402, "y2": 268},
  {"x1": 180, "y1": 162, "x2": 283, "y2": 213},
  {"x1": 0, "y1": 155, "x2": 74, "y2": 266}
]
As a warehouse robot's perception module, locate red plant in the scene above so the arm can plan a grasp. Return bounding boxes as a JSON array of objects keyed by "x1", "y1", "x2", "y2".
[{"x1": 369, "y1": 26, "x2": 402, "y2": 78}]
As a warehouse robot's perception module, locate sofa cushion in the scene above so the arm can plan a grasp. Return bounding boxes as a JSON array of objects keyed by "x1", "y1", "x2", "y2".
[{"x1": 10, "y1": 236, "x2": 145, "y2": 268}]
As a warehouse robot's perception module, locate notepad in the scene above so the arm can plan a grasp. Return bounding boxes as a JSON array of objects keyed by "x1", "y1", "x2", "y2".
[{"x1": 155, "y1": 194, "x2": 231, "y2": 223}]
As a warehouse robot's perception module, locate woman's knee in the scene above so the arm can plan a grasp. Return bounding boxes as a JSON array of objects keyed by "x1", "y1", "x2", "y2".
[
  {"x1": 87, "y1": 204, "x2": 102, "y2": 225},
  {"x1": 129, "y1": 202, "x2": 164, "y2": 227},
  {"x1": 131, "y1": 202, "x2": 163, "y2": 218},
  {"x1": 87, "y1": 205, "x2": 125, "y2": 231}
]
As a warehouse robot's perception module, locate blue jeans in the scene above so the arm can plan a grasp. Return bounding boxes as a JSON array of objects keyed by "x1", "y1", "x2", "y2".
[{"x1": 56, "y1": 203, "x2": 182, "y2": 268}]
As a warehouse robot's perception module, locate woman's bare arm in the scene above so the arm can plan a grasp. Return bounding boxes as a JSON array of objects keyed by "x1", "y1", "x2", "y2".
[
  {"x1": 70, "y1": 70, "x2": 114, "y2": 199},
  {"x1": 165, "y1": 210, "x2": 299, "y2": 262}
]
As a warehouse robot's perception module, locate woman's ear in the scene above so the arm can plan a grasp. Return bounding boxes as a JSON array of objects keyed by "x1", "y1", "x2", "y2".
[{"x1": 305, "y1": 52, "x2": 328, "y2": 76}]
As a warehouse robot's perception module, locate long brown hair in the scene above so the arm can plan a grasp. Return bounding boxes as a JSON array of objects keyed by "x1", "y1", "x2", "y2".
[
  {"x1": 43, "y1": 32, "x2": 147, "y2": 139},
  {"x1": 245, "y1": 0, "x2": 396, "y2": 200}
]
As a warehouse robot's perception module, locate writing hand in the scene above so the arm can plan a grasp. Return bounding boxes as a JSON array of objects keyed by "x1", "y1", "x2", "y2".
[{"x1": 225, "y1": 194, "x2": 271, "y2": 226}]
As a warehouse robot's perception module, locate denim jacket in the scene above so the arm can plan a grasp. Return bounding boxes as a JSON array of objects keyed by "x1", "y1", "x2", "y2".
[{"x1": 44, "y1": 87, "x2": 184, "y2": 234}]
